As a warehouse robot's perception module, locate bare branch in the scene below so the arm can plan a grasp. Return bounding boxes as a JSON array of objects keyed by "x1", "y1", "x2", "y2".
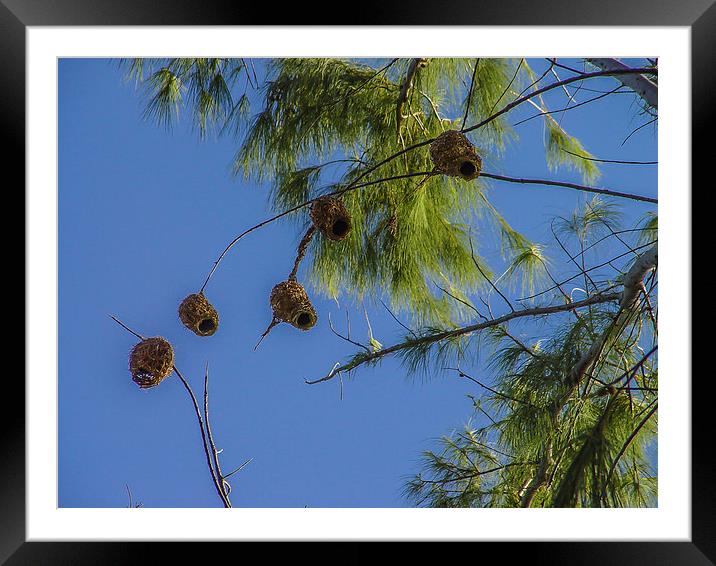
[
  {"x1": 305, "y1": 291, "x2": 620, "y2": 385},
  {"x1": 480, "y1": 172, "x2": 657, "y2": 205},
  {"x1": 396, "y1": 58, "x2": 428, "y2": 136},
  {"x1": 109, "y1": 316, "x2": 231, "y2": 508}
]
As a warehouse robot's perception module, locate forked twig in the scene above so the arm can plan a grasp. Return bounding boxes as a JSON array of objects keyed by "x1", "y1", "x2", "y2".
[{"x1": 110, "y1": 315, "x2": 231, "y2": 508}]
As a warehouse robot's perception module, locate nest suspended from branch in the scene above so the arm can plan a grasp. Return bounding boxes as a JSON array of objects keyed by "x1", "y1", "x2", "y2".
[
  {"x1": 270, "y1": 280, "x2": 318, "y2": 330},
  {"x1": 178, "y1": 293, "x2": 219, "y2": 336},
  {"x1": 310, "y1": 196, "x2": 352, "y2": 241},
  {"x1": 255, "y1": 280, "x2": 318, "y2": 350},
  {"x1": 429, "y1": 130, "x2": 483, "y2": 181},
  {"x1": 129, "y1": 337, "x2": 175, "y2": 389}
]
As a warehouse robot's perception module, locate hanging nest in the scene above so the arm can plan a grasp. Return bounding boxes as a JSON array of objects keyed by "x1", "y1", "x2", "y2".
[
  {"x1": 178, "y1": 293, "x2": 219, "y2": 337},
  {"x1": 270, "y1": 280, "x2": 317, "y2": 330},
  {"x1": 429, "y1": 130, "x2": 483, "y2": 181},
  {"x1": 129, "y1": 337, "x2": 175, "y2": 389},
  {"x1": 310, "y1": 196, "x2": 352, "y2": 241}
]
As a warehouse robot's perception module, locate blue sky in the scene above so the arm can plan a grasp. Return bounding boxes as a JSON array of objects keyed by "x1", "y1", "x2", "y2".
[{"x1": 58, "y1": 58, "x2": 657, "y2": 508}]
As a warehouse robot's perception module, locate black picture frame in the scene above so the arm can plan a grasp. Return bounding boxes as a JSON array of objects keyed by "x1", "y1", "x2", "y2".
[{"x1": 4, "y1": 0, "x2": 707, "y2": 562}]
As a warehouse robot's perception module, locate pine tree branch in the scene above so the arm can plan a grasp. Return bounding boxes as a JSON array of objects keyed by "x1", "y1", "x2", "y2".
[
  {"x1": 446, "y1": 368, "x2": 538, "y2": 408},
  {"x1": 480, "y1": 172, "x2": 657, "y2": 204},
  {"x1": 461, "y1": 59, "x2": 480, "y2": 130},
  {"x1": 602, "y1": 401, "x2": 658, "y2": 501},
  {"x1": 520, "y1": 244, "x2": 657, "y2": 507},
  {"x1": 461, "y1": 67, "x2": 657, "y2": 136},
  {"x1": 560, "y1": 148, "x2": 657, "y2": 165},
  {"x1": 519, "y1": 241, "x2": 656, "y2": 302},
  {"x1": 198, "y1": 170, "x2": 435, "y2": 293},
  {"x1": 335, "y1": 68, "x2": 658, "y2": 205},
  {"x1": 396, "y1": 58, "x2": 428, "y2": 136},
  {"x1": 511, "y1": 85, "x2": 623, "y2": 128},
  {"x1": 305, "y1": 291, "x2": 621, "y2": 385}
]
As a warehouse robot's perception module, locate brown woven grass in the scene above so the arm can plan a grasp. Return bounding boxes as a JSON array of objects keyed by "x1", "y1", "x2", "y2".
[
  {"x1": 429, "y1": 130, "x2": 482, "y2": 181},
  {"x1": 310, "y1": 196, "x2": 352, "y2": 241},
  {"x1": 129, "y1": 337, "x2": 174, "y2": 389},
  {"x1": 179, "y1": 293, "x2": 219, "y2": 337},
  {"x1": 270, "y1": 280, "x2": 317, "y2": 330}
]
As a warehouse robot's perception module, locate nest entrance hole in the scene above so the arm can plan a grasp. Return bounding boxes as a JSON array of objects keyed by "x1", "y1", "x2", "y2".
[
  {"x1": 198, "y1": 318, "x2": 216, "y2": 334},
  {"x1": 459, "y1": 161, "x2": 477, "y2": 178},
  {"x1": 331, "y1": 219, "x2": 350, "y2": 238},
  {"x1": 296, "y1": 312, "x2": 313, "y2": 328}
]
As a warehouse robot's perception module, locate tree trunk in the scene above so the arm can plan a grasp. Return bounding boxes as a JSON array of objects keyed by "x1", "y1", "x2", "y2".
[
  {"x1": 585, "y1": 58, "x2": 658, "y2": 110},
  {"x1": 520, "y1": 243, "x2": 658, "y2": 507}
]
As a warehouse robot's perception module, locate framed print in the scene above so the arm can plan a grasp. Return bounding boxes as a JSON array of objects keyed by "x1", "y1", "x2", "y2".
[{"x1": 5, "y1": 0, "x2": 709, "y2": 562}]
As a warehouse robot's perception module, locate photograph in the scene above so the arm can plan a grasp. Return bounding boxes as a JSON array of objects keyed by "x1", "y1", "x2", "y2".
[{"x1": 57, "y1": 56, "x2": 659, "y2": 510}]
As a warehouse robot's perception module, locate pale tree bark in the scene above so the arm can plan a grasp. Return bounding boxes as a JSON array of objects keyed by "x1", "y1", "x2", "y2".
[
  {"x1": 396, "y1": 58, "x2": 429, "y2": 135},
  {"x1": 520, "y1": 243, "x2": 657, "y2": 507},
  {"x1": 585, "y1": 58, "x2": 658, "y2": 110}
]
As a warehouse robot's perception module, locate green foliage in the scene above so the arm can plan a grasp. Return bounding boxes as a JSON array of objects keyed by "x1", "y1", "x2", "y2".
[
  {"x1": 406, "y1": 307, "x2": 657, "y2": 508},
  {"x1": 124, "y1": 57, "x2": 657, "y2": 509},
  {"x1": 636, "y1": 212, "x2": 658, "y2": 245},
  {"x1": 545, "y1": 118, "x2": 601, "y2": 183},
  {"x1": 123, "y1": 58, "x2": 251, "y2": 138},
  {"x1": 556, "y1": 196, "x2": 622, "y2": 242},
  {"x1": 125, "y1": 57, "x2": 553, "y2": 325}
]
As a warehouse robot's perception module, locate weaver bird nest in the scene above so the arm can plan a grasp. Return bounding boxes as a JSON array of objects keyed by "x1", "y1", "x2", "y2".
[
  {"x1": 270, "y1": 280, "x2": 317, "y2": 330},
  {"x1": 429, "y1": 130, "x2": 483, "y2": 181},
  {"x1": 310, "y1": 196, "x2": 352, "y2": 241},
  {"x1": 179, "y1": 293, "x2": 219, "y2": 337},
  {"x1": 129, "y1": 337, "x2": 175, "y2": 389}
]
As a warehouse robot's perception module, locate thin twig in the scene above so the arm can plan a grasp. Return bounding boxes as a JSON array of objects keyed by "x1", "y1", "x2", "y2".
[
  {"x1": 109, "y1": 316, "x2": 230, "y2": 508},
  {"x1": 561, "y1": 148, "x2": 656, "y2": 165},
  {"x1": 480, "y1": 172, "x2": 657, "y2": 204},
  {"x1": 519, "y1": 241, "x2": 656, "y2": 302},
  {"x1": 173, "y1": 364, "x2": 231, "y2": 508},
  {"x1": 602, "y1": 402, "x2": 658, "y2": 500},
  {"x1": 224, "y1": 457, "x2": 254, "y2": 480},
  {"x1": 446, "y1": 367, "x2": 537, "y2": 408},
  {"x1": 204, "y1": 363, "x2": 230, "y2": 498},
  {"x1": 511, "y1": 86, "x2": 623, "y2": 128},
  {"x1": 468, "y1": 236, "x2": 514, "y2": 312},
  {"x1": 460, "y1": 59, "x2": 480, "y2": 130},
  {"x1": 488, "y1": 58, "x2": 524, "y2": 116},
  {"x1": 198, "y1": 170, "x2": 435, "y2": 293},
  {"x1": 379, "y1": 299, "x2": 418, "y2": 339},
  {"x1": 621, "y1": 117, "x2": 658, "y2": 146},
  {"x1": 328, "y1": 312, "x2": 371, "y2": 353},
  {"x1": 462, "y1": 67, "x2": 657, "y2": 137},
  {"x1": 254, "y1": 317, "x2": 279, "y2": 351},
  {"x1": 109, "y1": 315, "x2": 144, "y2": 340},
  {"x1": 305, "y1": 291, "x2": 621, "y2": 385}
]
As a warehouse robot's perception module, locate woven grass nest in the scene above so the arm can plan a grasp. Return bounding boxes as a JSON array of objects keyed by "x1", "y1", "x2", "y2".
[
  {"x1": 429, "y1": 130, "x2": 483, "y2": 181},
  {"x1": 179, "y1": 293, "x2": 219, "y2": 337},
  {"x1": 270, "y1": 280, "x2": 317, "y2": 330},
  {"x1": 310, "y1": 196, "x2": 352, "y2": 241},
  {"x1": 129, "y1": 337, "x2": 174, "y2": 389}
]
